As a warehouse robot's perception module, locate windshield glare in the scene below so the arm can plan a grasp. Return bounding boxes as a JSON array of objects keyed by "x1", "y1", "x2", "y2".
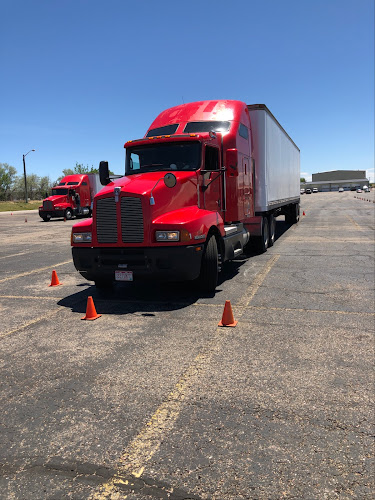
[{"x1": 126, "y1": 142, "x2": 201, "y2": 174}]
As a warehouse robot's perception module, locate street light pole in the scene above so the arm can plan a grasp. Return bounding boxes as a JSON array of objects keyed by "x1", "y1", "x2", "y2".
[{"x1": 22, "y1": 149, "x2": 35, "y2": 203}]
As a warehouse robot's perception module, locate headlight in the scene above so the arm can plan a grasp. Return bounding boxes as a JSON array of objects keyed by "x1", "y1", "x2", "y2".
[
  {"x1": 72, "y1": 232, "x2": 92, "y2": 243},
  {"x1": 155, "y1": 230, "x2": 180, "y2": 242}
]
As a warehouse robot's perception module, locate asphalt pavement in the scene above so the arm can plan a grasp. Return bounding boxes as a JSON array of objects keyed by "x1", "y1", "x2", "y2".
[{"x1": 0, "y1": 191, "x2": 374, "y2": 499}]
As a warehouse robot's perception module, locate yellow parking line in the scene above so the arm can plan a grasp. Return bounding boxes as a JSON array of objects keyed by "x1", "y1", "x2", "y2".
[
  {"x1": 0, "y1": 295, "x2": 64, "y2": 300},
  {"x1": 0, "y1": 251, "x2": 30, "y2": 260},
  {"x1": 247, "y1": 305, "x2": 375, "y2": 316},
  {"x1": 0, "y1": 308, "x2": 61, "y2": 339},
  {"x1": 345, "y1": 215, "x2": 361, "y2": 229},
  {"x1": 0, "y1": 260, "x2": 71, "y2": 284},
  {"x1": 90, "y1": 254, "x2": 280, "y2": 499},
  {"x1": 237, "y1": 254, "x2": 280, "y2": 308}
]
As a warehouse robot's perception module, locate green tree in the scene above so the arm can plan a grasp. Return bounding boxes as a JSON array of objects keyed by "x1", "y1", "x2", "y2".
[
  {"x1": 0, "y1": 163, "x2": 17, "y2": 200},
  {"x1": 39, "y1": 176, "x2": 52, "y2": 198},
  {"x1": 300, "y1": 177, "x2": 306, "y2": 183},
  {"x1": 54, "y1": 163, "x2": 99, "y2": 185},
  {"x1": 74, "y1": 163, "x2": 99, "y2": 174}
]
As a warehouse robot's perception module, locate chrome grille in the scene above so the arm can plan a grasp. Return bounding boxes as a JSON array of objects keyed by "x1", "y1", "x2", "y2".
[
  {"x1": 96, "y1": 197, "x2": 118, "y2": 243},
  {"x1": 43, "y1": 200, "x2": 53, "y2": 210},
  {"x1": 121, "y1": 197, "x2": 144, "y2": 243}
]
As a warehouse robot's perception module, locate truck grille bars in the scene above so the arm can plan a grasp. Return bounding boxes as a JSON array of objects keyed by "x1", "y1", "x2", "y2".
[
  {"x1": 96, "y1": 196, "x2": 144, "y2": 244},
  {"x1": 43, "y1": 200, "x2": 53, "y2": 210}
]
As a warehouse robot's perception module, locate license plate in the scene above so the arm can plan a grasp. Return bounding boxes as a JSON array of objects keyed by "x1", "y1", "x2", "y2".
[{"x1": 115, "y1": 270, "x2": 133, "y2": 282}]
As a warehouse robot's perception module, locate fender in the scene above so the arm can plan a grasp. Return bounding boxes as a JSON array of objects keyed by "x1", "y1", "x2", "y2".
[{"x1": 152, "y1": 206, "x2": 224, "y2": 243}]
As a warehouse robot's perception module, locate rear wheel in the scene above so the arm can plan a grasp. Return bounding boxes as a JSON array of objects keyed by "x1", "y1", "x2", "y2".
[
  {"x1": 255, "y1": 216, "x2": 269, "y2": 254},
  {"x1": 285, "y1": 203, "x2": 299, "y2": 224},
  {"x1": 268, "y1": 214, "x2": 275, "y2": 247},
  {"x1": 199, "y1": 235, "x2": 219, "y2": 292}
]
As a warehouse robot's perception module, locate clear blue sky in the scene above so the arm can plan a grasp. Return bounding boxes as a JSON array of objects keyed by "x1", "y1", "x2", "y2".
[{"x1": 1, "y1": 0, "x2": 374, "y2": 183}]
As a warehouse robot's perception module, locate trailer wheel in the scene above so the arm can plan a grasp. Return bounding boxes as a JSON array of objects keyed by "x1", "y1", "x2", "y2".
[
  {"x1": 256, "y1": 216, "x2": 269, "y2": 253},
  {"x1": 199, "y1": 235, "x2": 218, "y2": 292},
  {"x1": 285, "y1": 203, "x2": 299, "y2": 224},
  {"x1": 65, "y1": 208, "x2": 73, "y2": 220},
  {"x1": 268, "y1": 214, "x2": 275, "y2": 247}
]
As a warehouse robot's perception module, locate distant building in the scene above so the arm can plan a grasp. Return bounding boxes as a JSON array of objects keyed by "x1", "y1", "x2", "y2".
[{"x1": 302, "y1": 170, "x2": 369, "y2": 191}]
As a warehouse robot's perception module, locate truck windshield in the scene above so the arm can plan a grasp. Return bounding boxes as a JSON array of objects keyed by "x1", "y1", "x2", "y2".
[
  {"x1": 126, "y1": 142, "x2": 201, "y2": 174},
  {"x1": 52, "y1": 188, "x2": 68, "y2": 195}
]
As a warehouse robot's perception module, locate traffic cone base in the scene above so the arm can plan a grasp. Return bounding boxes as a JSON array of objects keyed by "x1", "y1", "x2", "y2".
[
  {"x1": 218, "y1": 300, "x2": 237, "y2": 327},
  {"x1": 82, "y1": 296, "x2": 101, "y2": 320},
  {"x1": 49, "y1": 270, "x2": 61, "y2": 287}
]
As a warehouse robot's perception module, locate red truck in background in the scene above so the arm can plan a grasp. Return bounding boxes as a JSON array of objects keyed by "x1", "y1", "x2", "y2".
[
  {"x1": 71, "y1": 100, "x2": 300, "y2": 292},
  {"x1": 39, "y1": 174, "x2": 101, "y2": 221}
]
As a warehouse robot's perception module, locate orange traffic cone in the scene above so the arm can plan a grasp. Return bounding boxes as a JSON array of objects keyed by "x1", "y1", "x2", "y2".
[
  {"x1": 25, "y1": 218, "x2": 27, "y2": 222},
  {"x1": 218, "y1": 300, "x2": 237, "y2": 327},
  {"x1": 81, "y1": 296, "x2": 101, "y2": 320},
  {"x1": 49, "y1": 270, "x2": 61, "y2": 287}
]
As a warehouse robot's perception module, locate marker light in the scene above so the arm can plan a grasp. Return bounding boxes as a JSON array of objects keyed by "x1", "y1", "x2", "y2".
[
  {"x1": 72, "y1": 232, "x2": 92, "y2": 243},
  {"x1": 155, "y1": 231, "x2": 180, "y2": 242}
]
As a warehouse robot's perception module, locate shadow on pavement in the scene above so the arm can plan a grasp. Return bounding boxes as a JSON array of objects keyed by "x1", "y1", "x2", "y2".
[
  {"x1": 57, "y1": 219, "x2": 294, "y2": 315},
  {"x1": 57, "y1": 259, "x2": 246, "y2": 315}
]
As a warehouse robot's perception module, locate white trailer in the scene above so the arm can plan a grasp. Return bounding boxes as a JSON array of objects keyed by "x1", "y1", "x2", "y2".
[{"x1": 247, "y1": 104, "x2": 300, "y2": 252}]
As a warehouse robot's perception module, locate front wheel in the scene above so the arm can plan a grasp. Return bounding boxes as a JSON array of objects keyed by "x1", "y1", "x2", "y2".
[
  {"x1": 199, "y1": 235, "x2": 219, "y2": 292},
  {"x1": 42, "y1": 214, "x2": 51, "y2": 222},
  {"x1": 65, "y1": 208, "x2": 73, "y2": 220}
]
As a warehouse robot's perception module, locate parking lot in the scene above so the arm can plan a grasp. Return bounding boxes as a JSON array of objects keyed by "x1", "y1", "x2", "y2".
[{"x1": 0, "y1": 191, "x2": 374, "y2": 499}]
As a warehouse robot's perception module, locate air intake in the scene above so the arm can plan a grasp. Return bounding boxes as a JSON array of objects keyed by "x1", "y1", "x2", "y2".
[
  {"x1": 96, "y1": 197, "x2": 118, "y2": 243},
  {"x1": 121, "y1": 197, "x2": 144, "y2": 243}
]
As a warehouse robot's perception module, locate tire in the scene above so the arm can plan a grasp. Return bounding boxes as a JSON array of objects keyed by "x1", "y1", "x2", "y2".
[
  {"x1": 42, "y1": 215, "x2": 51, "y2": 222},
  {"x1": 285, "y1": 203, "x2": 299, "y2": 225},
  {"x1": 65, "y1": 208, "x2": 73, "y2": 220},
  {"x1": 199, "y1": 235, "x2": 219, "y2": 292},
  {"x1": 256, "y1": 216, "x2": 269, "y2": 254},
  {"x1": 268, "y1": 214, "x2": 275, "y2": 247}
]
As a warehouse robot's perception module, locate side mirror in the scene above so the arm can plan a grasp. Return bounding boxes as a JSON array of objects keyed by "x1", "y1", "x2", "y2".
[
  {"x1": 150, "y1": 173, "x2": 177, "y2": 205},
  {"x1": 164, "y1": 173, "x2": 177, "y2": 188},
  {"x1": 99, "y1": 161, "x2": 111, "y2": 185}
]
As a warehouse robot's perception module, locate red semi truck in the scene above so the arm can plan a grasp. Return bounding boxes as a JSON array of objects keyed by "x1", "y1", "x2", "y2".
[
  {"x1": 71, "y1": 100, "x2": 300, "y2": 291},
  {"x1": 39, "y1": 174, "x2": 101, "y2": 221}
]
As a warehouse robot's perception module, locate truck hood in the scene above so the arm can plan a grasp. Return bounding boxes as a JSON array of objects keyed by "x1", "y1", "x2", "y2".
[
  {"x1": 96, "y1": 171, "x2": 199, "y2": 216},
  {"x1": 45, "y1": 195, "x2": 68, "y2": 205}
]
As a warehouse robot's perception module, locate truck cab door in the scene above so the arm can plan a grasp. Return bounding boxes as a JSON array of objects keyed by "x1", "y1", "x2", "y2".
[
  {"x1": 243, "y1": 156, "x2": 252, "y2": 218},
  {"x1": 201, "y1": 145, "x2": 223, "y2": 215}
]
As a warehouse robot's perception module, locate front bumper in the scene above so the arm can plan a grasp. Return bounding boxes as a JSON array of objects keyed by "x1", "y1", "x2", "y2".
[
  {"x1": 39, "y1": 209, "x2": 65, "y2": 218},
  {"x1": 72, "y1": 245, "x2": 204, "y2": 282}
]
